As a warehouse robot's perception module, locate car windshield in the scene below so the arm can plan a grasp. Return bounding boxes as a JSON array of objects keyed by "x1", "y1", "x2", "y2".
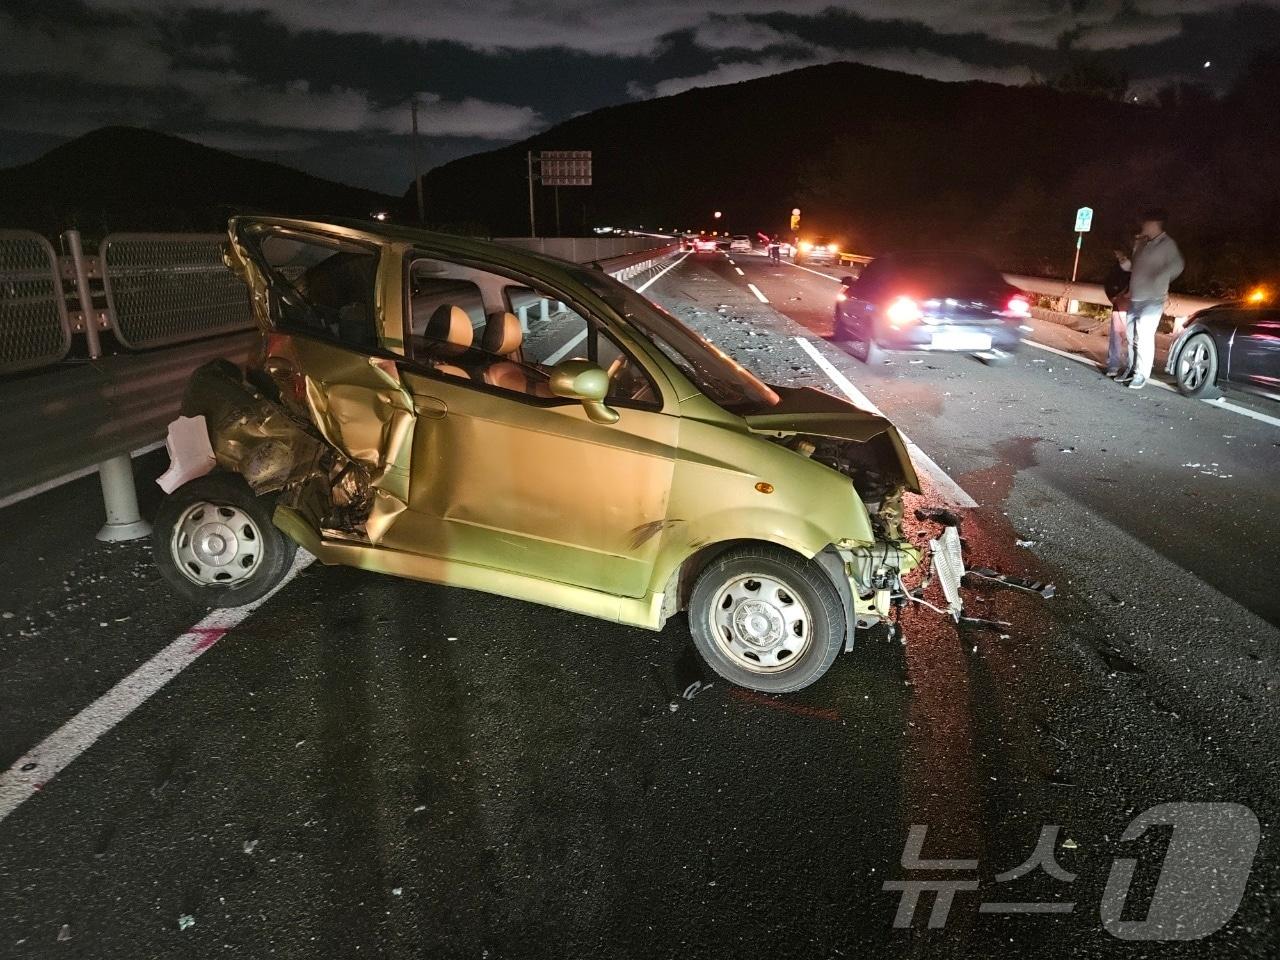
[{"x1": 578, "y1": 269, "x2": 779, "y2": 410}]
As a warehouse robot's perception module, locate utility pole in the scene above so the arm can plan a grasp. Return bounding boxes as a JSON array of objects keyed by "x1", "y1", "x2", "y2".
[
  {"x1": 554, "y1": 186, "x2": 561, "y2": 237},
  {"x1": 411, "y1": 98, "x2": 425, "y2": 224},
  {"x1": 527, "y1": 151, "x2": 537, "y2": 238}
]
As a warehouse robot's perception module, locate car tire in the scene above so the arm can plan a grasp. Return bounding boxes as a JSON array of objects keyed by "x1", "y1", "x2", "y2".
[
  {"x1": 153, "y1": 472, "x2": 298, "y2": 608},
  {"x1": 1174, "y1": 332, "x2": 1220, "y2": 398},
  {"x1": 688, "y1": 544, "x2": 846, "y2": 693}
]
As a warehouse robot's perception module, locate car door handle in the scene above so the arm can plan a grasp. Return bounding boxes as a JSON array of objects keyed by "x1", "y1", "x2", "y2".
[{"x1": 414, "y1": 396, "x2": 448, "y2": 418}]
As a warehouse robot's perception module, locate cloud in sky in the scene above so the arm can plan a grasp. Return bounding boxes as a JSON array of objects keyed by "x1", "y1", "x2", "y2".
[{"x1": 0, "y1": 0, "x2": 1275, "y2": 189}]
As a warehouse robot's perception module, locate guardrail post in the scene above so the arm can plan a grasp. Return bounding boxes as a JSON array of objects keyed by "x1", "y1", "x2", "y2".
[
  {"x1": 64, "y1": 230, "x2": 103, "y2": 360},
  {"x1": 64, "y1": 230, "x2": 152, "y2": 543},
  {"x1": 96, "y1": 453, "x2": 152, "y2": 542}
]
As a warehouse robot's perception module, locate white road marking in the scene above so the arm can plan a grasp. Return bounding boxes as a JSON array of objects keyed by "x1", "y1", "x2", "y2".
[
  {"x1": 734, "y1": 267, "x2": 745, "y2": 276},
  {"x1": 543, "y1": 328, "x2": 589, "y2": 365},
  {"x1": 0, "y1": 441, "x2": 165, "y2": 511},
  {"x1": 794, "y1": 337, "x2": 978, "y2": 509},
  {"x1": 634, "y1": 251, "x2": 690, "y2": 294},
  {"x1": 1018, "y1": 338, "x2": 1280, "y2": 423},
  {"x1": 0, "y1": 551, "x2": 316, "y2": 824},
  {"x1": 781, "y1": 260, "x2": 844, "y2": 282},
  {"x1": 747, "y1": 283, "x2": 769, "y2": 303},
  {"x1": 1203, "y1": 397, "x2": 1280, "y2": 429}
]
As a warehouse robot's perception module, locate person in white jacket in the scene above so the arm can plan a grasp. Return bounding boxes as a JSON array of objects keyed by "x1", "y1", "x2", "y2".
[{"x1": 1120, "y1": 209, "x2": 1185, "y2": 390}]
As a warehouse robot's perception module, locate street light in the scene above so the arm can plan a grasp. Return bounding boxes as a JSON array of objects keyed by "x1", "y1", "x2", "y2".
[{"x1": 713, "y1": 211, "x2": 722, "y2": 220}]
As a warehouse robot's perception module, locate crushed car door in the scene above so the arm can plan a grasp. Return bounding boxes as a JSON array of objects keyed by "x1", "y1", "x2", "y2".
[{"x1": 229, "y1": 221, "x2": 416, "y2": 542}]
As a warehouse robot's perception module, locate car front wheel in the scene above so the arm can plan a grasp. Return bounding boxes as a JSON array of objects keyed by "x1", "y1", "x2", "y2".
[
  {"x1": 688, "y1": 545, "x2": 846, "y2": 693},
  {"x1": 1175, "y1": 332, "x2": 1220, "y2": 398},
  {"x1": 153, "y1": 472, "x2": 298, "y2": 607}
]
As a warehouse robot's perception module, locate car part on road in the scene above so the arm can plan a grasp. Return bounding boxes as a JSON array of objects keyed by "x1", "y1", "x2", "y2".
[
  {"x1": 1173, "y1": 332, "x2": 1221, "y2": 398},
  {"x1": 153, "y1": 472, "x2": 298, "y2": 606},
  {"x1": 688, "y1": 544, "x2": 845, "y2": 693},
  {"x1": 966, "y1": 566, "x2": 1056, "y2": 599}
]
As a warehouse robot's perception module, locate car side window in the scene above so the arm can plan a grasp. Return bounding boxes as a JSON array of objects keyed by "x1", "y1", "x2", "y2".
[
  {"x1": 850, "y1": 261, "x2": 883, "y2": 300},
  {"x1": 504, "y1": 285, "x2": 659, "y2": 405},
  {"x1": 404, "y1": 261, "x2": 658, "y2": 407},
  {"x1": 256, "y1": 233, "x2": 381, "y2": 349}
]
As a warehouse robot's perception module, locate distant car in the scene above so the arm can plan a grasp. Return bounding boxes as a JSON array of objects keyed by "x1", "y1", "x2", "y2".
[
  {"x1": 715, "y1": 236, "x2": 732, "y2": 251},
  {"x1": 833, "y1": 251, "x2": 1029, "y2": 364},
  {"x1": 730, "y1": 235, "x2": 752, "y2": 253},
  {"x1": 681, "y1": 235, "x2": 697, "y2": 252},
  {"x1": 1166, "y1": 302, "x2": 1280, "y2": 400},
  {"x1": 797, "y1": 236, "x2": 839, "y2": 266},
  {"x1": 693, "y1": 236, "x2": 718, "y2": 253}
]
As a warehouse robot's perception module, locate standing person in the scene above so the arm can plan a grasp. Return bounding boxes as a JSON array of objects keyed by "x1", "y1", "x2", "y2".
[
  {"x1": 1120, "y1": 208, "x2": 1184, "y2": 390},
  {"x1": 768, "y1": 234, "x2": 781, "y2": 263},
  {"x1": 1103, "y1": 246, "x2": 1132, "y2": 378}
]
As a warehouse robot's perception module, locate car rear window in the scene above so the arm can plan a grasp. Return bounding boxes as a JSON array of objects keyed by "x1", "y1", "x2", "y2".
[{"x1": 860, "y1": 254, "x2": 1003, "y2": 297}]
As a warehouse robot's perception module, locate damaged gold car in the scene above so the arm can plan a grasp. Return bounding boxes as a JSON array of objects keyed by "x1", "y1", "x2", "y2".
[{"x1": 153, "y1": 216, "x2": 923, "y2": 692}]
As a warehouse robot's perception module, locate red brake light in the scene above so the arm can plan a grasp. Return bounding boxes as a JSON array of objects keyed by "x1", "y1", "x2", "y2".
[
  {"x1": 886, "y1": 296, "x2": 922, "y2": 327},
  {"x1": 1007, "y1": 294, "x2": 1030, "y2": 316}
]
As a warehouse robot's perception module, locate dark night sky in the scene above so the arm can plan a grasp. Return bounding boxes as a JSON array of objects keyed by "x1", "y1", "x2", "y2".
[{"x1": 2, "y1": 0, "x2": 1278, "y2": 192}]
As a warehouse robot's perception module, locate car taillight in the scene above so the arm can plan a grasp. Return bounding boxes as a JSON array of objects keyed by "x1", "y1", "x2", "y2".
[
  {"x1": 886, "y1": 296, "x2": 922, "y2": 326},
  {"x1": 1007, "y1": 294, "x2": 1030, "y2": 316}
]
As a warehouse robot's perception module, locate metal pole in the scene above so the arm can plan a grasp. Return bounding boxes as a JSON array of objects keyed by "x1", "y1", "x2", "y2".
[
  {"x1": 554, "y1": 186, "x2": 561, "y2": 237},
  {"x1": 411, "y1": 99, "x2": 425, "y2": 225},
  {"x1": 65, "y1": 230, "x2": 152, "y2": 542},
  {"x1": 527, "y1": 152, "x2": 537, "y2": 238},
  {"x1": 96, "y1": 453, "x2": 152, "y2": 542},
  {"x1": 65, "y1": 229, "x2": 101, "y2": 360},
  {"x1": 1070, "y1": 231, "x2": 1083, "y2": 283}
]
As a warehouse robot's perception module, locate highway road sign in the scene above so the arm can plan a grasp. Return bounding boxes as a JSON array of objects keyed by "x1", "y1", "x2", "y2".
[
  {"x1": 540, "y1": 151, "x2": 592, "y2": 186},
  {"x1": 1075, "y1": 206, "x2": 1094, "y2": 232}
]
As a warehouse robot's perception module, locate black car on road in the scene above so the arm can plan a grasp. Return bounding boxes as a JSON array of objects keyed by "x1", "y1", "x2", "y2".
[
  {"x1": 834, "y1": 251, "x2": 1030, "y2": 364},
  {"x1": 1166, "y1": 302, "x2": 1280, "y2": 400}
]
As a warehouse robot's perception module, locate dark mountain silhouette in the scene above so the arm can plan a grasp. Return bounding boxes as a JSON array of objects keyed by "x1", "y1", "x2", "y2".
[
  {"x1": 0, "y1": 127, "x2": 395, "y2": 239},
  {"x1": 415, "y1": 57, "x2": 1280, "y2": 295}
]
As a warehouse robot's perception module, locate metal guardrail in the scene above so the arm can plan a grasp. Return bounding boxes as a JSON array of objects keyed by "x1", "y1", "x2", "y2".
[
  {"x1": 101, "y1": 233, "x2": 254, "y2": 349},
  {"x1": 495, "y1": 236, "x2": 672, "y2": 263},
  {"x1": 0, "y1": 231, "x2": 72, "y2": 375},
  {"x1": 1004, "y1": 273, "x2": 1222, "y2": 321}
]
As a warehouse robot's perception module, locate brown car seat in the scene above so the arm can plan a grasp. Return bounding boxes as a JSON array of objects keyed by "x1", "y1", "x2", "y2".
[{"x1": 423, "y1": 303, "x2": 474, "y2": 379}]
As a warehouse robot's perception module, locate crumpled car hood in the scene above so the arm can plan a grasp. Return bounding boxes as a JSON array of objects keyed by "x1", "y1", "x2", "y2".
[{"x1": 742, "y1": 385, "x2": 921, "y2": 492}]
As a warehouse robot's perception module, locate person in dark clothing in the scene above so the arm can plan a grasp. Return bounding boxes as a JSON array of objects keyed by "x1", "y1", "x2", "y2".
[{"x1": 1103, "y1": 245, "x2": 1132, "y2": 377}]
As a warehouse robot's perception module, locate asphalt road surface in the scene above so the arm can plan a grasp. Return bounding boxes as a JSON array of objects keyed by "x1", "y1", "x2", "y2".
[{"x1": 1, "y1": 251, "x2": 1277, "y2": 958}]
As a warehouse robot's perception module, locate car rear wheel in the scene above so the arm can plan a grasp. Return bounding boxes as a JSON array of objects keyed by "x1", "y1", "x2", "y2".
[
  {"x1": 688, "y1": 545, "x2": 845, "y2": 693},
  {"x1": 1175, "y1": 333, "x2": 1220, "y2": 398},
  {"x1": 153, "y1": 472, "x2": 297, "y2": 607}
]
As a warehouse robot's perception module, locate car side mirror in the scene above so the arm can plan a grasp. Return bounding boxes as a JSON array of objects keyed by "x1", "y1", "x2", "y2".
[{"x1": 548, "y1": 358, "x2": 619, "y2": 425}]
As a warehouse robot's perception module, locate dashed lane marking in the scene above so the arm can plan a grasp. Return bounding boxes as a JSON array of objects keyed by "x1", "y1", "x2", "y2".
[
  {"x1": 794, "y1": 337, "x2": 979, "y2": 509},
  {"x1": 747, "y1": 283, "x2": 769, "y2": 304},
  {"x1": 0, "y1": 551, "x2": 316, "y2": 824},
  {"x1": 734, "y1": 267, "x2": 745, "y2": 276}
]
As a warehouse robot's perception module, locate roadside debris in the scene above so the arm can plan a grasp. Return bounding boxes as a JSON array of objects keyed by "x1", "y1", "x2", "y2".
[
  {"x1": 243, "y1": 839, "x2": 259, "y2": 854},
  {"x1": 914, "y1": 506, "x2": 963, "y2": 528},
  {"x1": 57, "y1": 924, "x2": 71, "y2": 942},
  {"x1": 967, "y1": 567, "x2": 1056, "y2": 599},
  {"x1": 1014, "y1": 539, "x2": 1037, "y2": 548},
  {"x1": 960, "y1": 616, "x2": 1013, "y2": 631},
  {"x1": 177, "y1": 915, "x2": 196, "y2": 931}
]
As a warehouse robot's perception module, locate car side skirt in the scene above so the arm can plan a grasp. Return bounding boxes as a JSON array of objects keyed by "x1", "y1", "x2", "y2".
[{"x1": 274, "y1": 505, "x2": 671, "y2": 630}]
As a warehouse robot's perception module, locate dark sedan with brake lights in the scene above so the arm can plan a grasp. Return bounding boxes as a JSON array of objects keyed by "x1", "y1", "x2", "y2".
[
  {"x1": 833, "y1": 251, "x2": 1029, "y2": 364},
  {"x1": 1166, "y1": 301, "x2": 1280, "y2": 400}
]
